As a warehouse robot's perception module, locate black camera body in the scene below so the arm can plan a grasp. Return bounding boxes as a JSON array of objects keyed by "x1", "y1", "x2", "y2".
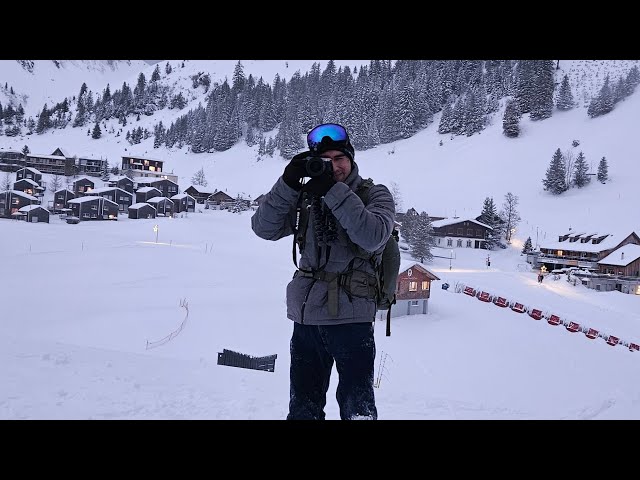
[{"x1": 305, "y1": 156, "x2": 333, "y2": 177}]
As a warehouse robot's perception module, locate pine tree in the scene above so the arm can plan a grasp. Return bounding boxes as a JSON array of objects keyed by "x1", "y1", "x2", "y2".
[
  {"x1": 22, "y1": 145, "x2": 30, "y2": 155},
  {"x1": 2, "y1": 171, "x2": 12, "y2": 191},
  {"x1": 502, "y1": 99, "x2": 520, "y2": 138},
  {"x1": 597, "y1": 156, "x2": 609, "y2": 183},
  {"x1": 572, "y1": 151, "x2": 590, "y2": 188},
  {"x1": 543, "y1": 148, "x2": 568, "y2": 194},
  {"x1": 101, "y1": 160, "x2": 110, "y2": 181},
  {"x1": 91, "y1": 122, "x2": 102, "y2": 139},
  {"x1": 522, "y1": 237, "x2": 533, "y2": 254},
  {"x1": 556, "y1": 74, "x2": 574, "y2": 110},
  {"x1": 479, "y1": 197, "x2": 502, "y2": 249},
  {"x1": 408, "y1": 212, "x2": 435, "y2": 263}
]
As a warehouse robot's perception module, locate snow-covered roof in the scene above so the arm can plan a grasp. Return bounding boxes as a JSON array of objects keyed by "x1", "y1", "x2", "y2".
[
  {"x1": 598, "y1": 244, "x2": 640, "y2": 266},
  {"x1": 73, "y1": 176, "x2": 96, "y2": 184},
  {"x1": 135, "y1": 176, "x2": 177, "y2": 185},
  {"x1": 185, "y1": 185, "x2": 212, "y2": 193},
  {"x1": 430, "y1": 217, "x2": 493, "y2": 230},
  {"x1": 14, "y1": 178, "x2": 39, "y2": 187},
  {"x1": 399, "y1": 259, "x2": 441, "y2": 280},
  {"x1": 539, "y1": 231, "x2": 634, "y2": 253},
  {"x1": 147, "y1": 196, "x2": 174, "y2": 204},
  {"x1": 54, "y1": 148, "x2": 71, "y2": 157},
  {"x1": 27, "y1": 153, "x2": 66, "y2": 160},
  {"x1": 7, "y1": 190, "x2": 37, "y2": 200},
  {"x1": 86, "y1": 186, "x2": 132, "y2": 196},
  {"x1": 54, "y1": 188, "x2": 75, "y2": 195},
  {"x1": 129, "y1": 202, "x2": 156, "y2": 210},
  {"x1": 68, "y1": 196, "x2": 118, "y2": 204},
  {"x1": 170, "y1": 193, "x2": 194, "y2": 200},
  {"x1": 136, "y1": 186, "x2": 161, "y2": 193},
  {"x1": 108, "y1": 175, "x2": 131, "y2": 183},
  {"x1": 19, "y1": 204, "x2": 47, "y2": 213},
  {"x1": 18, "y1": 167, "x2": 42, "y2": 175}
]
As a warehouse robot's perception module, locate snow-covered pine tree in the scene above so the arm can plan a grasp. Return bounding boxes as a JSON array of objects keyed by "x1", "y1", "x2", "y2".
[
  {"x1": 543, "y1": 148, "x2": 568, "y2": 194},
  {"x1": 408, "y1": 212, "x2": 435, "y2": 263},
  {"x1": 502, "y1": 99, "x2": 520, "y2": 138},
  {"x1": 522, "y1": 236, "x2": 533, "y2": 254},
  {"x1": 556, "y1": 74, "x2": 574, "y2": 110},
  {"x1": 101, "y1": 160, "x2": 110, "y2": 181},
  {"x1": 597, "y1": 156, "x2": 609, "y2": 183},
  {"x1": 92, "y1": 122, "x2": 101, "y2": 139},
  {"x1": 572, "y1": 151, "x2": 590, "y2": 188}
]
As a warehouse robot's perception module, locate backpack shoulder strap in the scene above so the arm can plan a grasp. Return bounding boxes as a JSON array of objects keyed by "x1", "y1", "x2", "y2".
[{"x1": 292, "y1": 191, "x2": 311, "y2": 269}]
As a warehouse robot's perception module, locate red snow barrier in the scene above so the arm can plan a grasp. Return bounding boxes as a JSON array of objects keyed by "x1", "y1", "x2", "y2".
[
  {"x1": 478, "y1": 291, "x2": 491, "y2": 302},
  {"x1": 585, "y1": 328, "x2": 599, "y2": 339},
  {"x1": 606, "y1": 335, "x2": 619, "y2": 346},
  {"x1": 511, "y1": 302, "x2": 526, "y2": 313},
  {"x1": 529, "y1": 309, "x2": 543, "y2": 320},
  {"x1": 493, "y1": 296, "x2": 508, "y2": 307},
  {"x1": 566, "y1": 321, "x2": 581, "y2": 333},
  {"x1": 547, "y1": 314, "x2": 562, "y2": 326},
  {"x1": 463, "y1": 286, "x2": 476, "y2": 297},
  {"x1": 629, "y1": 343, "x2": 640, "y2": 352}
]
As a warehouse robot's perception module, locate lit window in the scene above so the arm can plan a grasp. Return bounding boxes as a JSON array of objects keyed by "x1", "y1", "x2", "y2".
[
  {"x1": 421, "y1": 281, "x2": 429, "y2": 291},
  {"x1": 409, "y1": 281, "x2": 417, "y2": 292}
]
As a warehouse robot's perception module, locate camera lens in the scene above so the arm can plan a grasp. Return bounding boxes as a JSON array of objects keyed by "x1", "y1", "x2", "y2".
[{"x1": 305, "y1": 157, "x2": 325, "y2": 177}]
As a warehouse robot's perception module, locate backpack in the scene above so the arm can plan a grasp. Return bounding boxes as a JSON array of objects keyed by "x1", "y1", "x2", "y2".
[{"x1": 293, "y1": 178, "x2": 401, "y2": 336}]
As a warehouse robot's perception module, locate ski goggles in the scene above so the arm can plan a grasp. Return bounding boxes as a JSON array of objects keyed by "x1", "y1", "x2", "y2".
[{"x1": 307, "y1": 123, "x2": 349, "y2": 151}]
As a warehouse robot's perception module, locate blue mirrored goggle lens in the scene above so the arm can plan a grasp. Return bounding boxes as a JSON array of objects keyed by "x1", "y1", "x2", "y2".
[{"x1": 307, "y1": 123, "x2": 348, "y2": 149}]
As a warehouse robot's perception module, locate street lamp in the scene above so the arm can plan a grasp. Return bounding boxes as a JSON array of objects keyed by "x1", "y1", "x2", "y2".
[{"x1": 449, "y1": 249, "x2": 453, "y2": 270}]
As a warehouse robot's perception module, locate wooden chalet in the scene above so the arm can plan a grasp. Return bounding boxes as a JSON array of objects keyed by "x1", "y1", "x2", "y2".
[
  {"x1": 431, "y1": 218, "x2": 493, "y2": 249},
  {"x1": 85, "y1": 187, "x2": 133, "y2": 213},
  {"x1": 170, "y1": 193, "x2": 196, "y2": 213},
  {"x1": 67, "y1": 196, "x2": 119, "y2": 221},
  {"x1": 128, "y1": 203, "x2": 157, "y2": 219},
  {"x1": 0, "y1": 190, "x2": 38, "y2": 218},
  {"x1": 135, "y1": 187, "x2": 162, "y2": 204},
  {"x1": 392, "y1": 262, "x2": 440, "y2": 317},
  {"x1": 184, "y1": 185, "x2": 213, "y2": 204},
  {"x1": 146, "y1": 196, "x2": 174, "y2": 216},
  {"x1": 18, "y1": 205, "x2": 50, "y2": 223}
]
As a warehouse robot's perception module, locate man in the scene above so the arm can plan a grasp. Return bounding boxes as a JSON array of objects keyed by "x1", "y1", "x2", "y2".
[{"x1": 251, "y1": 123, "x2": 395, "y2": 420}]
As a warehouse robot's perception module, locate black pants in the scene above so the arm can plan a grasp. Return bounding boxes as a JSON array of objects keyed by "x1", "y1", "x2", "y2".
[{"x1": 287, "y1": 321, "x2": 377, "y2": 420}]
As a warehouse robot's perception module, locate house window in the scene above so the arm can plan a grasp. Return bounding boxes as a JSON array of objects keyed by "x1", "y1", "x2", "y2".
[
  {"x1": 457, "y1": 239, "x2": 463, "y2": 247},
  {"x1": 457, "y1": 228, "x2": 463, "y2": 235},
  {"x1": 447, "y1": 239, "x2": 453, "y2": 247},
  {"x1": 421, "y1": 281, "x2": 429, "y2": 291},
  {"x1": 467, "y1": 240, "x2": 472, "y2": 247},
  {"x1": 467, "y1": 228, "x2": 473, "y2": 236},
  {"x1": 409, "y1": 281, "x2": 417, "y2": 292},
  {"x1": 91, "y1": 205, "x2": 97, "y2": 210},
  {"x1": 410, "y1": 300, "x2": 419, "y2": 306},
  {"x1": 476, "y1": 229, "x2": 482, "y2": 237},
  {"x1": 447, "y1": 228, "x2": 453, "y2": 235},
  {"x1": 83, "y1": 213, "x2": 90, "y2": 218},
  {"x1": 437, "y1": 238, "x2": 441, "y2": 245}
]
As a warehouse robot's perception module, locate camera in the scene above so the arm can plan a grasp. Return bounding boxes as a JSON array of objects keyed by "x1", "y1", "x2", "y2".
[{"x1": 305, "y1": 156, "x2": 333, "y2": 177}]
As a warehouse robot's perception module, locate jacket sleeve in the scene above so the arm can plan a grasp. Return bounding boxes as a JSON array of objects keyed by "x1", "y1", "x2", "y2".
[
  {"x1": 250, "y1": 176, "x2": 300, "y2": 241},
  {"x1": 323, "y1": 181, "x2": 395, "y2": 253}
]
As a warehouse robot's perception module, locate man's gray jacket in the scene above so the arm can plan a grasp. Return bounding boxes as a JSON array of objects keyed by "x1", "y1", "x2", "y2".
[{"x1": 251, "y1": 162, "x2": 395, "y2": 325}]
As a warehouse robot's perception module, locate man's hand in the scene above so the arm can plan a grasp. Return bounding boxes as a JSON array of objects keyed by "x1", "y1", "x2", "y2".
[
  {"x1": 302, "y1": 169, "x2": 336, "y2": 197},
  {"x1": 282, "y1": 151, "x2": 311, "y2": 191}
]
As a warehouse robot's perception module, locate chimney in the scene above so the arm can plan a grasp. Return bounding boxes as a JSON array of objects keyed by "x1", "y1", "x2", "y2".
[{"x1": 621, "y1": 252, "x2": 625, "y2": 260}]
